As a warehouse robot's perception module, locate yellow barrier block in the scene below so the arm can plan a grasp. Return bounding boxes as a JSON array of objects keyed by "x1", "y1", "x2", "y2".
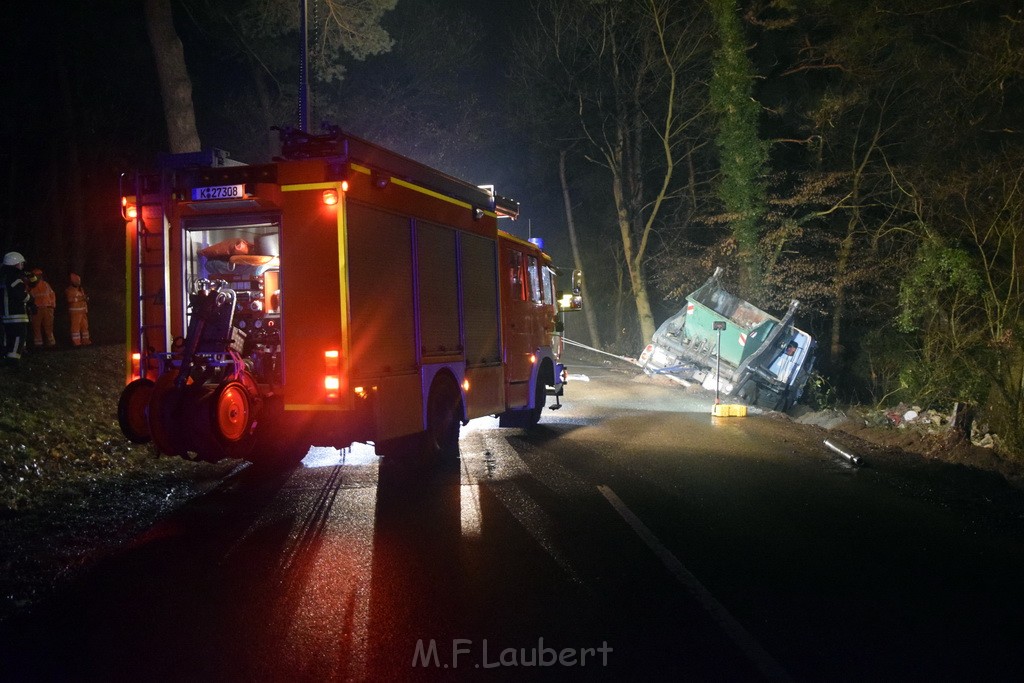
[{"x1": 712, "y1": 404, "x2": 747, "y2": 417}]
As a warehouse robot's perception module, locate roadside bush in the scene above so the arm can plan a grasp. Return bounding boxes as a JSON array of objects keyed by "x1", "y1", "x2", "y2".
[{"x1": 802, "y1": 372, "x2": 840, "y2": 411}]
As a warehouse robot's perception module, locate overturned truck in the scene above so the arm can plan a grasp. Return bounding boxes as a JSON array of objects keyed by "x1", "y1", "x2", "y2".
[{"x1": 638, "y1": 268, "x2": 815, "y2": 411}]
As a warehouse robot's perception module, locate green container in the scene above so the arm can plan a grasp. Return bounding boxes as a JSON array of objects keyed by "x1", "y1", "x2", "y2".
[{"x1": 684, "y1": 288, "x2": 777, "y2": 367}]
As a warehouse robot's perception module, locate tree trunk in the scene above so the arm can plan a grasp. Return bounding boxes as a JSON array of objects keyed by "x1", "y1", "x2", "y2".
[
  {"x1": 144, "y1": 0, "x2": 201, "y2": 153},
  {"x1": 611, "y1": 168, "x2": 657, "y2": 344},
  {"x1": 614, "y1": 253, "x2": 627, "y2": 351},
  {"x1": 559, "y1": 150, "x2": 603, "y2": 349},
  {"x1": 830, "y1": 223, "x2": 854, "y2": 364}
]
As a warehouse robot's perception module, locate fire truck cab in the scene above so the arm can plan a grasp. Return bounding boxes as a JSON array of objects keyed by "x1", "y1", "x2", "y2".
[{"x1": 117, "y1": 127, "x2": 576, "y2": 467}]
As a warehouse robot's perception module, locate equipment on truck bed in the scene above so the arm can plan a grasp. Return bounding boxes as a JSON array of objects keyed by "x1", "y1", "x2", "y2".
[
  {"x1": 638, "y1": 268, "x2": 815, "y2": 411},
  {"x1": 117, "y1": 126, "x2": 581, "y2": 467}
]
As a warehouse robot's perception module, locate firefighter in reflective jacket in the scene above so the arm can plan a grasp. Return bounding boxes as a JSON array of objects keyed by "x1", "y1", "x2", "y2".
[
  {"x1": 28, "y1": 269, "x2": 57, "y2": 347},
  {"x1": 65, "y1": 272, "x2": 91, "y2": 346},
  {"x1": 1, "y1": 251, "x2": 31, "y2": 360}
]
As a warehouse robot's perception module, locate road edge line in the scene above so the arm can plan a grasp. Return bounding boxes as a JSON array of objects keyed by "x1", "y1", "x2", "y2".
[{"x1": 597, "y1": 485, "x2": 791, "y2": 682}]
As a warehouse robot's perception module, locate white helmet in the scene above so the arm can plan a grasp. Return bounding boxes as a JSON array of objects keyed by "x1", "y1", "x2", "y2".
[{"x1": 2, "y1": 251, "x2": 25, "y2": 266}]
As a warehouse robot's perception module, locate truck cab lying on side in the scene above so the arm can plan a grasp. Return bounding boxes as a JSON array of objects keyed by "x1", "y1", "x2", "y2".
[{"x1": 639, "y1": 268, "x2": 815, "y2": 411}]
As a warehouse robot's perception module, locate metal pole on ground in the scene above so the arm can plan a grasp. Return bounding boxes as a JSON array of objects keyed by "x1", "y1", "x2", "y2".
[{"x1": 713, "y1": 321, "x2": 726, "y2": 405}]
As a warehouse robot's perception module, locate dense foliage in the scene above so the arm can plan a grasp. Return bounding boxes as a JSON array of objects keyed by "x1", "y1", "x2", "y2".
[
  {"x1": 708, "y1": 0, "x2": 768, "y2": 290},
  {"x1": 511, "y1": 0, "x2": 1024, "y2": 456}
]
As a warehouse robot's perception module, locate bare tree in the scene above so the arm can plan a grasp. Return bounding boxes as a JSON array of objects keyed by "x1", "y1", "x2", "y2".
[
  {"x1": 513, "y1": 0, "x2": 711, "y2": 344},
  {"x1": 144, "y1": 0, "x2": 396, "y2": 156},
  {"x1": 559, "y1": 150, "x2": 602, "y2": 348}
]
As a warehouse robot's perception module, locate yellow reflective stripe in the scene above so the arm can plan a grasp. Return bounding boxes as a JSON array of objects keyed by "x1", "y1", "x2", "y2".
[
  {"x1": 276, "y1": 180, "x2": 350, "y2": 405},
  {"x1": 347, "y1": 162, "x2": 498, "y2": 217},
  {"x1": 281, "y1": 181, "x2": 341, "y2": 192}
]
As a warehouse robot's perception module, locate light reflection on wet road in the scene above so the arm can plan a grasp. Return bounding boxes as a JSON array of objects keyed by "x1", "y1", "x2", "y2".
[{"x1": 3, "y1": 361, "x2": 1024, "y2": 681}]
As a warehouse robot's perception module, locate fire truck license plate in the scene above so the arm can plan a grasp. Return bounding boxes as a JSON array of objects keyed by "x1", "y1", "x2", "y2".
[{"x1": 191, "y1": 184, "x2": 244, "y2": 201}]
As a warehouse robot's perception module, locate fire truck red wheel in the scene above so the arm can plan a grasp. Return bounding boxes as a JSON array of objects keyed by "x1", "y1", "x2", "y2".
[
  {"x1": 183, "y1": 380, "x2": 257, "y2": 463},
  {"x1": 148, "y1": 373, "x2": 189, "y2": 457},
  {"x1": 118, "y1": 378, "x2": 154, "y2": 444},
  {"x1": 214, "y1": 380, "x2": 254, "y2": 444},
  {"x1": 181, "y1": 386, "x2": 218, "y2": 462},
  {"x1": 424, "y1": 377, "x2": 462, "y2": 461}
]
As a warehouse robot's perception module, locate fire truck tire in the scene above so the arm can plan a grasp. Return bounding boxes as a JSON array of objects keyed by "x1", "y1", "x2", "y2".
[
  {"x1": 498, "y1": 368, "x2": 548, "y2": 429},
  {"x1": 183, "y1": 380, "x2": 257, "y2": 463},
  {"x1": 423, "y1": 376, "x2": 462, "y2": 461},
  {"x1": 256, "y1": 431, "x2": 309, "y2": 470},
  {"x1": 118, "y1": 378, "x2": 154, "y2": 444},
  {"x1": 181, "y1": 386, "x2": 218, "y2": 461},
  {"x1": 212, "y1": 379, "x2": 257, "y2": 457},
  {"x1": 148, "y1": 376, "x2": 189, "y2": 457},
  {"x1": 250, "y1": 395, "x2": 308, "y2": 470},
  {"x1": 528, "y1": 373, "x2": 547, "y2": 427}
]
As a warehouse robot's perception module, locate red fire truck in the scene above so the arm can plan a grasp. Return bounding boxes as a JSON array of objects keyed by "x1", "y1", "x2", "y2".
[{"x1": 117, "y1": 127, "x2": 579, "y2": 467}]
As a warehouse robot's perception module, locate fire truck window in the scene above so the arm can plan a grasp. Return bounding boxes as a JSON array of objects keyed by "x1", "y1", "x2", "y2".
[
  {"x1": 528, "y1": 256, "x2": 541, "y2": 302},
  {"x1": 182, "y1": 223, "x2": 281, "y2": 335},
  {"x1": 187, "y1": 226, "x2": 279, "y2": 284},
  {"x1": 543, "y1": 266, "x2": 555, "y2": 304},
  {"x1": 509, "y1": 250, "x2": 527, "y2": 301}
]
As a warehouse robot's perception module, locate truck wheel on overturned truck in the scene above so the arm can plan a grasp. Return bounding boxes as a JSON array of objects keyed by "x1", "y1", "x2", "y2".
[
  {"x1": 737, "y1": 379, "x2": 759, "y2": 406},
  {"x1": 118, "y1": 378, "x2": 155, "y2": 444}
]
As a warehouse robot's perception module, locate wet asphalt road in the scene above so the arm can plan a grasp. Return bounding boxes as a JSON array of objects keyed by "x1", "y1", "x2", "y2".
[{"x1": 3, "y1": 361, "x2": 1024, "y2": 681}]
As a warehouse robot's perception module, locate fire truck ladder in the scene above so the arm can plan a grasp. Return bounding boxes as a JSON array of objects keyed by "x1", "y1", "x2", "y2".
[{"x1": 121, "y1": 169, "x2": 172, "y2": 376}]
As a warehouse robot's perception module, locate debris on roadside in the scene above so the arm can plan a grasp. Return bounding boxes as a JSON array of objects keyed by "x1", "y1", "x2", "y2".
[
  {"x1": 824, "y1": 439, "x2": 863, "y2": 466},
  {"x1": 857, "y1": 402, "x2": 1000, "y2": 449}
]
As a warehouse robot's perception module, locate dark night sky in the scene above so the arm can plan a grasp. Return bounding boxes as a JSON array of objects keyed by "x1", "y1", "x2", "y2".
[{"x1": 0, "y1": 0, "x2": 571, "y2": 268}]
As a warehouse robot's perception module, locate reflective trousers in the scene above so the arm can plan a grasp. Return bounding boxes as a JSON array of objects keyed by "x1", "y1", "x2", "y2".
[
  {"x1": 31, "y1": 307, "x2": 56, "y2": 346},
  {"x1": 70, "y1": 309, "x2": 91, "y2": 346}
]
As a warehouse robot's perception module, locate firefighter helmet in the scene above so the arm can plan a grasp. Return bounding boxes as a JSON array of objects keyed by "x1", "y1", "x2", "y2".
[{"x1": 3, "y1": 251, "x2": 25, "y2": 266}]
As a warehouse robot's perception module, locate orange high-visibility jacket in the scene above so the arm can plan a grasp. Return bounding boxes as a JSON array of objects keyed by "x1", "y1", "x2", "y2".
[
  {"x1": 30, "y1": 280, "x2": 56, "y2": 309},
  {"x1": 66, "y1": 285, "x2": 88, "y2": 312}
]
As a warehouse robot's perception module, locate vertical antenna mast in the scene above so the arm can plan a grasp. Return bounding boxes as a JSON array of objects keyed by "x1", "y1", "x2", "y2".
[{"x1": 298, "y1": 0, "x2": 310, "y2": 131}]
